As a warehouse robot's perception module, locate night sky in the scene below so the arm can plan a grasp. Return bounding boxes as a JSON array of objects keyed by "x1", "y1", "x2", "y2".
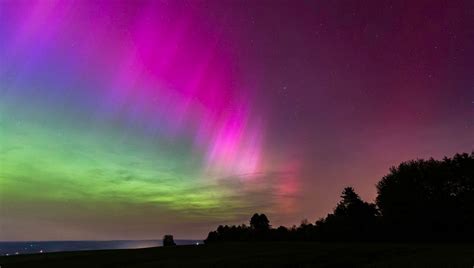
[{"x1": 1, "y1": 0, "x2": 473, "y2": 240}]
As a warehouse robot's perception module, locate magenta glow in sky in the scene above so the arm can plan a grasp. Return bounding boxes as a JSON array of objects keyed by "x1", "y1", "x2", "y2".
[
  {"x1": 1, "y1": 1, "x2": 473, "y2": 240},
  {"x1": 5, "y1": 1, "x2": 263, "y2": 174}
]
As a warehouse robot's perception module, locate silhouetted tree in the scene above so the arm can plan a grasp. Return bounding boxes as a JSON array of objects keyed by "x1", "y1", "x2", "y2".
[
  {"x1": 314, "y1": 187, "x2": 378, "y2": 241},
  {"x1": 205, "y1": 231, "x2": 219, "y2": 243},
  {"x1": 376, "y1": 152, "x2": 474, "y2": 241},
  {"x1": 295, "y1": 219, "x2": 315, "y2": 241},
  {"x1": 274, "y1": 226, "x2": 290, "y2": 240},
  {"x1": 204, "y1": 152, "x2": 474, "y2": 243},
  {"x1": 250, "y1": 213, "x2": 270, "y2": 231}
]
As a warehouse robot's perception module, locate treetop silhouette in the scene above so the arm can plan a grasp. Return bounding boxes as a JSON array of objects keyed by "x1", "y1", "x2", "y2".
[{"x1": 205, "y1": 152, "x2": 473, "y2": 243}]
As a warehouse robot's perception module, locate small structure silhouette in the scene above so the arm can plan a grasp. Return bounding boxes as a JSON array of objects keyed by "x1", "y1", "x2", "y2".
[{"x1": 163, "y1": 235, "x2": 176, "y2": 247}]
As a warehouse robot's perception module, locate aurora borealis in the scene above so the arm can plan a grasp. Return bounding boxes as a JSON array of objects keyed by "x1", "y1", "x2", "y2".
[{"x1": 1, "y1": 1, "x2": 473, "y2": 240}]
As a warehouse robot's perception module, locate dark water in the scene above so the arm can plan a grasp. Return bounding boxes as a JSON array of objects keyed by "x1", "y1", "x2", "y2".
[{"x1": 0, "y1": 240, "x2": 203, "y2": 256}]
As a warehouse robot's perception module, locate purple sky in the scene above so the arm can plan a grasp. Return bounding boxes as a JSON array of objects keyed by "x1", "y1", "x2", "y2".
[{"x1": 0, "y1": 0, "x2": 473, "y2": 240}]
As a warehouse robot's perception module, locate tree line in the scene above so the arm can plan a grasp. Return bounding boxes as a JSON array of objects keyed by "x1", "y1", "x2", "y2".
[{"x1": 205, "y1": 152, "x2": 474, "y2": 243}]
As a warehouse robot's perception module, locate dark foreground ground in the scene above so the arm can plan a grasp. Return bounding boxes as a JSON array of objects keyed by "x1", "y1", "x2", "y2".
[{"x1": 1, "y1": 242, "x2": 473, "y2": 267}]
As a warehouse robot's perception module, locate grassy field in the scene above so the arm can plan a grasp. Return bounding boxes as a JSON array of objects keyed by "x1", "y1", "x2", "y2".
[{"x1": 1, "y1": 242, "x2": 473, "y2": 267}]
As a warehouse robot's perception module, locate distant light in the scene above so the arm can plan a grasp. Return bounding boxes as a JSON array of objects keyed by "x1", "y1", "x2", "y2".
[
  {"x1": 196, "y1": 242, "x2": 199, "y2": 245},
  {"x1": 6, "y1": 253, "x2": 9, "y2": 256},
  {"x1": 40, "y1": 250, "x2": 43, "y2": 253},
  {"x1": 15, "y1": 252, "x2": 19, "y2": 255}
]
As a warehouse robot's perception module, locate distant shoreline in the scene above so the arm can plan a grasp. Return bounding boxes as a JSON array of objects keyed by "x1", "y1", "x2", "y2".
[
  {"x1": 1, "y1": 242, "x2": 473, "y2": 267},
  {"x1": 0, "y1": 240, "x2": 203, "y2": 256}
]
